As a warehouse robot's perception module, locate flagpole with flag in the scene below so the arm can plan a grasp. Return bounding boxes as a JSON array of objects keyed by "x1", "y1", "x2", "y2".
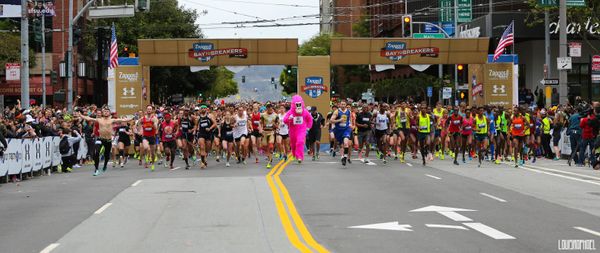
[
  {"x1": 493, "y1": 20, "x2": 514, "y2": 62},
  {"x1": 107, "y1": 23, "x2": 118, "y2": 112}
]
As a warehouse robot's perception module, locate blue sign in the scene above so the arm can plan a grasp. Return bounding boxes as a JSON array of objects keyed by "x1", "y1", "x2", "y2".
[
  {"x1": 192, "y1": 42, "x2": 215, "y2": 62},
  {"x1": 427, "y1": 86, "x2": 433, "y2": 97},
  {"x1": 384, "y1": 42, "x2": 406, "y2": 61},
  {"x1": 302, "y1": 76, "x2": 327, "y2": 98},
  {"x1": 441, "y1": 22, "x2": 455, "y2": 37},
  {"x1": 424, "y1": 24, "x2": 440, "y2": 33}
]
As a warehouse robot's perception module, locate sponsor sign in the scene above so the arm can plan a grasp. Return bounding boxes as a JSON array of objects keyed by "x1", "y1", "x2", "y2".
[
  {"x1": 188, "y1": 42, "x2": 248, "y2": 62},
  {"x1": 381, "y1": 42, "x2": 439, "y2": 61},
  {"x1": 485, "y1": 63, "x2": 513, "y2": 107},
  {"x1": 442, "y1": 87, "x2": 452, "y2": 99},
  {"x1": 27, "y1": 0, "x2": 55, "y2": 17},
  {"x1": 302, "y1": 76, "x2": 328, "y2": 98},
  {"x1": 5, "y1": 63, "x2": 20, "y2": 81},
  {"x1": 115, "y1": 66, "x2": 144, "y2": 117},
  {"x1": 0, "y1": 82, "x2": 53, "y2": 96},
  {"x1": 459, "y1": 26, "x2": 480, "y2": 38}
]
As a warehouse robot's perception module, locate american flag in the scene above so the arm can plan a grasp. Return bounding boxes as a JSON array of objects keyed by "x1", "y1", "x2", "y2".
[
  {"x1": 109, "y1": 23, "x2": 119, "y2": 69},
  {"x1": 493, "y1": 21, "x2": 514, "y2": 62}
]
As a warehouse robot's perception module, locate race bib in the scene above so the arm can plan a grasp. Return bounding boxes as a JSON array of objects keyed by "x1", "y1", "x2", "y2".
[
  {"x1": 144, "y1": 127, "x2": 152, "y2": 131},
  {"x1": 453, "y1": 120, "x2": 461, "y2": 125},
  {"x1": 95, "y1": 140, "x2": 102, "y2": 145},
  {"x1": 119, "y1": 128, "x2": 126, "y2": 132},
  {"x1": 253, "y1": 120, "x2": 260, "y2": 125},
  {"x1": 293, "y1": 116, "x2": 303, "y2": 125},
  {"x1": 266, "y1": 124, "x2": 273, "y2": 128},
  {"x1": 201, "y1": 123, "x2": 208, "y2": 127},
  {"x1": 515, "y1": 124, "x2": 522, "y2": 129},
  {"x1": 226, "y1": 131, "x2": 233, "y2": 136},
  {"x1": 238, "y1": 121, "x2": 246, "y2": 127},
  {"x1": 411, "y1": 125, "x2": 417, "y2": 130},
  {"x1": 419, "y1": 126, "x2": 427, "y2": 130},
  {"x1": 165, "y1": 134, "x2": 173, "y2": 139},
  {"x1": 181, "y1": 123, "x2": 189, "y2": 128},
  {"x1": 362, "y1": 118, "x2": 370, "y2": 122},
  {"x1": 529, "y1": 123, "x2": 533, "y2": 127},
  {"x1": 478, "y1": 124, "x2": 486, "y2": 128},
  {"x1": 400, "y1": 118, "x2": 407, "y2": 123},
  {"x1": 465, "y1": 126, "x2": 472, "y2": 130}
]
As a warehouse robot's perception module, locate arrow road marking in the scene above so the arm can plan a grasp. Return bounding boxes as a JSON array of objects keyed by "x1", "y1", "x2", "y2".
[
  {"x1": 463, "y1": 222, "x2": 515, "y2": 240},
  {"x1": 410, "y1": 205, "x2": 476, "y2": 222},
  {"x1": 349, "y1": 222, "x2": 413, "y2": 231},
  {"x1": 574, "y1": 227, "x2": 600, "y2": 237},
  {"x1": 426, "y1": 224, "x2": 469, "y2": 230}
]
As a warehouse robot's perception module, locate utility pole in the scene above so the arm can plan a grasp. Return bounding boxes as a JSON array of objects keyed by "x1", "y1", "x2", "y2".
[
  {"x1": 41, "y1": 15, "x2": 47, "y2": 107},
  {"x1": 453, "y1": 0, "x2": 458, "y2": 106},
  {"x1": 558, "y1": 0, "x2": 568, "y2": 104},
  {"x1": 545, "y1": 9, "x2": 552, "y2": 107},
  {"x1": 20, "y1": 0, "x2": 30, "y2": 109},
  {"x1": 66, "y1": 0, "x2": 74, "y2": 112}
]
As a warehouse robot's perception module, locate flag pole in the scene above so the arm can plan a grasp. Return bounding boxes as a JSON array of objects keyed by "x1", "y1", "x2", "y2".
[{"x1": 511, "y1": 20, "x2": 515, "y2": 56}]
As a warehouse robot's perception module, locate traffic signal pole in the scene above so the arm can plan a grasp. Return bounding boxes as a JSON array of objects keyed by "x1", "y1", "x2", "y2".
[
  {"x1": 454, "y1": 0, "x2": 458, "y2": 106},
  {"x1": 42, "y1": 14, "x2": 46, "y2": 107},
  {"x1": 20, "y1": 0, "x2": 30, "y2": 109},
  {"x1": 558, "y1": 0, "x2": 568, "y2": 104},
  {"x1": 66, "y1": 0, "x2": 95, "y2": 112}
]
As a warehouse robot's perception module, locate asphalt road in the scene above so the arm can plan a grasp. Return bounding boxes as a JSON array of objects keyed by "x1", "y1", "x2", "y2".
[{"x1": 1, "y1": 153, "x2": 600, "y2": 253}]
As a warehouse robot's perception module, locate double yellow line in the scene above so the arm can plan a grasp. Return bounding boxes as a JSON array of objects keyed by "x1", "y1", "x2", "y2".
[{"x1": 266, "y1": 159, "x2": 329, "y2": 253}]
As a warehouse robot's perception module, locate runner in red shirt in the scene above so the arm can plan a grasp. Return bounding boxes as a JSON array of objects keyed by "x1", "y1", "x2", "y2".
[
  {"x1": 446, "y1": 107, "x2": 463, "y2": 165},
  {"x1": 249, "y1": 104, "x2": 262, "y2": 163},
  {"x1": 137, "y1": 105, "x2": 159, "y2": 171},
  {"x1": 160, "y1": 112, "x2": 178, "y2": 170}
]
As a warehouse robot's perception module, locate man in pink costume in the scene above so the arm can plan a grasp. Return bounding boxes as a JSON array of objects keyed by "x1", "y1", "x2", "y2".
[{"x1": 283, "y1": 95, "x2": 313, "y2": 163}]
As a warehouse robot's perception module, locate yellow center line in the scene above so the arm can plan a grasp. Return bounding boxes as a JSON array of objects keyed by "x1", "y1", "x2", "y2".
[
  {"x1": 266, "y1": 159, "x2": 312, "y2": 252},
  {"x1": 275, "y1": 159, "x2": 330, "y2": 253}
]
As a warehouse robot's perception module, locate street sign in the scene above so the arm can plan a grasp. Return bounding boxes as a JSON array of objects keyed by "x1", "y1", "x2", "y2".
[
  {"x1": 439, "y1": 0, "x2": 453, "y2": 23},
  {"x1": 538, "y1": 0, "x2": 586, "y2": 6},
  {"x1": 592, "y1": 55, "x2": 600, "y2": 84},
  {"x1": 413, "y1": 33, "x2": 445, "y2": 39},
  {"x1": 457, "y1": 0, "x2": 472, "y2": 23},
  {"x1": 424, "y1": 24, "x2": 439, "y2": 33},
  {"x1": 569, "y1": 42, "x2": 582, "y2": 57},
  {"x1": 557, "y1": 57, "x2": 572, "y2": 70},
  {"x1": 5, "y1": 63, "x2": 20, "y2": 81},
  {"x1": 443, "y1": 87, "x2": 452, "y2": 99},
  {"x1": 441, "y1": 22, "x2": 455, "y2": 37},
  {"x1": 542, "y1": 79, "x2": 559, "y2": 85},
  {"x1": 427, "y1": 86, "x2": 433, "y2": 97}
]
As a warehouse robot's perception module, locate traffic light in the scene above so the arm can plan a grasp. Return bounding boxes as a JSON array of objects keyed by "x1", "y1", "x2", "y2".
[
  {"x1": 271, "y1": 77, "x2": 275, "y2": 84},
  {"x1": 50, "y1": 70, "x2": 57, "y2": 84},
  {"x1": 457, "y1": 64, "x2": 465, "y2": 84},
  {"x1": 460, "y1": 91, "x2": 465, "y2": 99},
  {"x1": 402, "y1": 15, "x2": 413, "y2": 37},
  {"x1": 242, "y1": 75, "x2": 245, "y2": 83},
  {"x1": 33, "y1": 18, "x2": 42, "y2": 43},
  {"x1": 122, "y1": 47, "x2": 129, "y2": 57}
]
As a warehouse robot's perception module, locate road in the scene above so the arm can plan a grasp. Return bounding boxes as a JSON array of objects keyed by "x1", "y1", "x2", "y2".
[{"x1": 1, "y1": 153, "x2": 600, "y2": 253}]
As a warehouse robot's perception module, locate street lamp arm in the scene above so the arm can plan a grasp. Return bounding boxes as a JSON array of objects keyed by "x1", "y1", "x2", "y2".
[
  {"x1": 412, "y1": 21, "x2": 451, "y2": 38},
  {"x1": 73, "y1": 0, "x2": 96, "y2": 24}
]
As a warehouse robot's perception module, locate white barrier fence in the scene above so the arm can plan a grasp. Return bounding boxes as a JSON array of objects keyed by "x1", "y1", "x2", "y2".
[{"x1": 0, "y1": 137, "x2": 87, "y2": 178}]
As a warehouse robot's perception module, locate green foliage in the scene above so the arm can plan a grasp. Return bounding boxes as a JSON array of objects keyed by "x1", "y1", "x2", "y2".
[
  {"x1": 299, "y1": 33, "x2": 332, "y2": 56},
  {"x1": 372, "y1": 73, "x2": 443, "y2": 102},
  {"x1": 343, "y1": 82, "x2": 371, "y2": 100},
  {"x1": 352, "y1": 17, "x2": 370, "y2": 37},
  {"x1": 0, "y1": 32, "x2": 36, "y2": 68},
  {"x1": 279, "y1": 66, "x2": 297, "y2": 94},
  {"x1": 204, "y1": 67, "x2": 239, "y2": 98}
]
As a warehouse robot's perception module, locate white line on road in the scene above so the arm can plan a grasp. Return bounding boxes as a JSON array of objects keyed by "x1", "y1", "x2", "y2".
[
  {"x1": 425, "y1": 224, "x2": 469, "y2": 230},
  {"x1": 574, "y1": 227, "x2": 600, "y2": 237},
  {"x1": 131, "y1": 180, "x2": 142, "y2": 187},
  {"x1": 480, "y1": 193, "x2": 507, "y2": 203},
  {"x1": 518, "y1": 166, "x2": 600, "y2": 187},
  {"x1": 406, "y1": 163, "x2": 413, "y2": 167},
  {"x1": 463, "y1": 222, "x2": 515, "y2": 239},
  {"x1": 525, "y1": 164, "x2": 600, "y2": 181},
  {"x1": 40, "y1": 243, "x2": 60, "y2": 253},
  {"x1": 170, "y1": 167, "x2": 181, "y2": 171},
  {"x1": 94, "y1": 203, "x2": 113, "y2": 214},
  {"x1": 425, "y1": 174, "x2": 441, "y2": 180},
  {"x1": 438, "y1": 211, "x2": 472, "y2": 222}
]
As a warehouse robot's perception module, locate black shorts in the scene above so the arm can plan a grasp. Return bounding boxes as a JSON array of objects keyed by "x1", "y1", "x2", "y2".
[
  {"x1": 552, "y1": 135, "x2": 561, "y2": 146},
  {"x1": 118, "y1": 136, "x2": 131, "y2": 146},
  {"x1": 417, "y1": 132, "x2": 429, "y2": 141},
  {"x1": 450, "y1": 132, "x2": 461, "y2": 138},
  {"x1": 222, "y1": 134, "x2": 234, "y2": 143},
  {"x1": 513, "y1": 135, "x2": 525, "y2": 142},
  {"x1": 251, "y1": 130, "x2": 261, "y2": 138},
  {"x1": 134, "y1": 135, "x2": 142, "y2": 147},
  {"x1": 235, "y1": 134, "x2": 248, "y2": 142},
  {"x1": 142, "y1": 136, "x2": 156, "y2": 145},
  {"x1": 308, "y1": 131, "x2": 321, "y2": 144},
  {"x1": 197, "y1": 132, "x2": 212, "y2": 140},
  {"x1": 375, "y1": 129, "x2": 388, "y2": 140},
  {"x1": 163, "y1": 140, "x2": 176, "y2": 150},
  {"x1": 279, "y1": 134, "x2": 289, "y2": 140}
]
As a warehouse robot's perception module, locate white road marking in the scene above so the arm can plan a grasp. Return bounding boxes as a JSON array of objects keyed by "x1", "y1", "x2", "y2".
[
  {"x1": 349, "y1": 222, "x2": 413, "y2": 231},
  {"x1": 463, "y1": 222, "x2": 515, "y2": 239},
  {"x1": 406, "y1": 163, "x2": 413, "y2": 167},
  {"x1": 425, "y1": 174, "x2": 441, "y2": 180},
  {"x1": 170, "y1": 167, "x2": 181, "y2": 171},
  {"x1": 131, "y1": 180, "x2": 142, "y2": 187},
  {"x1": 438, "y1": 211, "x2": 473, "y2": 222},
  {"x1": 313, "y1": 162, "x2": 338, "y2": 164},
  {"x1": 425, "y1": 224, "x2": 469, "y2": 230},
  {"x1": 518, "y1": 166, "x2": 600, "y2": 187},
  {"x1": 94, "y1": 203, "x2": 113, "y2": 214},
  {"x1": 574, "y1": 227, "x2": 600, "y2": 237},
  {"x1": 480, "y1": 193, "x2": 507, "y2": 203},
  {"x1": 525, "y1": 164, "x2": 600, "y2": 181},
  {"x1": 40, "y1": 243, "x2": 60, "y2": 253}
]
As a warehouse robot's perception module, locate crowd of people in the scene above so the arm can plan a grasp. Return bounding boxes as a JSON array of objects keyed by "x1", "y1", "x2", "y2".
[{"x1": 1, "y1": 95, "x2": 600, "y2": 179}]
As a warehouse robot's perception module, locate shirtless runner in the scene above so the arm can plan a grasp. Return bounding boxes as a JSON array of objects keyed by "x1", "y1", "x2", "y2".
[{"x1": 76, "y1": 107, "x2": 134, "y2": 176}]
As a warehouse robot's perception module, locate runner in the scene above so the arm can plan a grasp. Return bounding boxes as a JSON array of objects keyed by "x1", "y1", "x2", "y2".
[
  {"x1": 116, "y1": 121, "x2": 132, "y2": 168},
  {"x1": 220, "y1": 109, "x2": 235, "y2": 167},
  {"x1": 195, "y1": 105, "x2": 217, "y2": 169},
  {"x1": 233, "y1": 105, "x2": 250, "y2": 164},
  {"x1": 276, "y1": 104, "x2": 290, "y2": 161},
  {"x1": 511, "y1": 107, "x2": 528, "y2": 167},
  {"x1": 447, "y1": 106, "x2": 463, "y2": 165},
  {"x1": 178, "y1": 108, "x2": 195, "y2": 169},
  {"x1": 160, "y1": 112, "x2": 178, "y2": 170},
  {"x1": 138, "y1": 105, "x2": 159, "y2": 171},
  {"x1": 327, "y1": 104, "x2": 338, "y2": 157},
  {"x1": 474, "y1": 107, "x2": 489, "y2": 167},
  {"x1": 261, "y1": 103, "x2": 279, "y2": 168},
  {"x1": 417, "y1": 105, "x2": 432, "y2": 166},
  {"x1": 76, "y1": 107, "x2": 134, "y2": 176},
  {"x1": 461, "y1": 108, "x2": 474, "y2": 164},
  {"x1": 374, "y1": 104, "x2": 390, "y2": 164},
  {"x1": 307, "y1": 106, "x2": 325, "y2": 161},
  {"x1": 249, "y1": 104, "x2": 262, "y2": 163},
  {"x1": 355, "y1": 105, "x2": 373, "y2": 163},
  {"x1": 330, "y1": 101, "x2": 353, "y2": 166}
]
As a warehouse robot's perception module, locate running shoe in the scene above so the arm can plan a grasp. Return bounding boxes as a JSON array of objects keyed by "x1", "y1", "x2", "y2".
[
  {"x1": 495, "y1": 159, "x2": 501, "y2": 165},
  {"x1": 266, "y1": 163, "x2": 272, "y2": 169},
  {"x1": 151, "y1": 164, "x2": 155, "y2": 171},
  {"x1": 226, "y1": 162, "x2": 230, "y2": 167},
  {"x1": 341, "y1": 156, "x2": 347, "y2": 166},
  {"x1": 120, "y1": 163, "x2": 124, "y2": 168},
  {"x1": 383, "y1": 158, "x2": 387, "y2": 164},
  {"x1": 453, "y1": 160, "x2": 459, "y2": 165},
  {"x1": 312, "y1": 156, "x2": 316, "y2": 161},
  {"x1": 440, "y1": 154, "x2": 445, "y2": 160},
  {"x1": 102, "y1": 166, "x2": 107, "y2": 172},
  {"x1": 93, "y1": 170, "x2": 100, "y2": 176},
  {"x1": 348, "y1": 158, "x2": 352, "y2": 164}
]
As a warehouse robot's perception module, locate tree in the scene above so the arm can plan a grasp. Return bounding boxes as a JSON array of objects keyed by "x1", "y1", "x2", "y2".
[
  {"x1": 279, "y1": 66, "x2": 297, "y2": 94},
  {"x1": 204, "y1": 67, "x2": 238, "y2": 98},
  {"x1": 352, "y1": 17, "x2": 370, "y2": 37},
  {"x1": 298, "y1": 33, "x2": 333, "y2": 56},
  {"x1": 0, "y1": 20, "x2": 36, "y2": 68},
  {"x1": 526, "y1": 0, "x2": 600, "y2": 52}
]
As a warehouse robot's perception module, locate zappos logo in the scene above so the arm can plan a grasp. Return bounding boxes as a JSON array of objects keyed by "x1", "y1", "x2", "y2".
[
  {"x1": 302, "y1": 76, "x2": 327, "y2": 99},
  {"x1": 385, "y1": 42, "x2": 406, "y2": 61},
  {"x1": 193, "y1": 42, "x2": 215, "y2": 62},
  {"x1": 118, "y1": 72, "x2": 139, "y2": 82}
]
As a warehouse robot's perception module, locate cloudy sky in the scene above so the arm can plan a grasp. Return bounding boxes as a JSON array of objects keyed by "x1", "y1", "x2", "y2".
[{"x1": 180, "y1": 0, "x2": 321, "y2": 43}]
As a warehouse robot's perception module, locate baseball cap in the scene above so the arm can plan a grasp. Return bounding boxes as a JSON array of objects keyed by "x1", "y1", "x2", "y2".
[{"x1": 200, "y1": 105, "x2": 208, "y2": 109}]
